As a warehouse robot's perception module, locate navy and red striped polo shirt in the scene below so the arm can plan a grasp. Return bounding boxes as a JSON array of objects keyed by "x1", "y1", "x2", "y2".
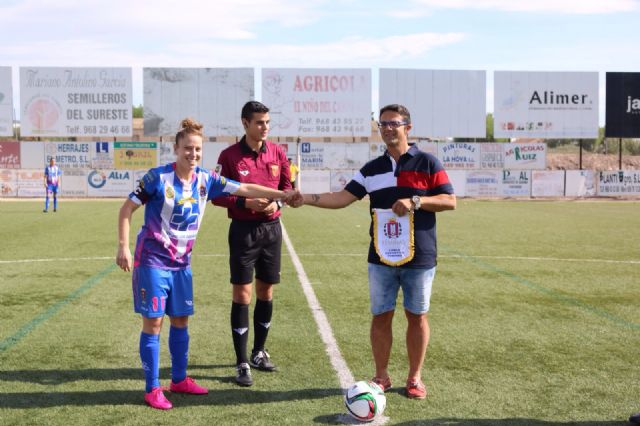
[
  {"x1": 212, "y1": 136, "x2": 291, "y2": 221},
  {"x1": 345, "y1": 144, "x2": 454, "y2": 269}
]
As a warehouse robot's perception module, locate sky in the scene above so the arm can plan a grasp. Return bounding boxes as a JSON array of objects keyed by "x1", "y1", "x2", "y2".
[{"x1": 2, "y1": 0, "x2": 640, "y2": 122}]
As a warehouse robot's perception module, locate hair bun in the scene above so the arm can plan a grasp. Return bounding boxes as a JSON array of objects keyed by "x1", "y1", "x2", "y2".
[{"x1": 179, "y1": 118, "x2": 203, "y2": 132}]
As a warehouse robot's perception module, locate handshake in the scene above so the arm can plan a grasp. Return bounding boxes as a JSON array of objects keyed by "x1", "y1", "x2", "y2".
[{"x1": 281, "y1": 190, "x2": 305, "y2": 208}]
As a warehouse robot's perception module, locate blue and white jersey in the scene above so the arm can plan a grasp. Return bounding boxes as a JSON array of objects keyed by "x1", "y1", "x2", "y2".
[
  {"x1": 129, "y1": 163, "x2": 240, "y2": 270},
  {"x1": 44, "y1": 165, "x2": 61, "y2": 186}
]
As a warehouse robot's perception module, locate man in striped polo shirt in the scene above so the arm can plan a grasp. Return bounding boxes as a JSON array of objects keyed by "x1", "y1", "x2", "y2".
[{"x1": 294, "y1": 104, "x2": 456, "y2": 400}]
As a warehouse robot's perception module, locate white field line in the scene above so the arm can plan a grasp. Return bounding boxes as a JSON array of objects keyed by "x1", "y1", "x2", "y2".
[
  {"x1": 280, "y1": 223, "x2": 355, "y2": 389},
  {"x1": 1, "y1": 253, "x2": 639, "y2": 266},
  {"x1": 280, "y1": 223, "x2": 390, "y2": 425}
]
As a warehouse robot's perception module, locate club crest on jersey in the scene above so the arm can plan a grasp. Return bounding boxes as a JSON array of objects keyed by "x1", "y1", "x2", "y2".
[
  {"x1": 270, "y1": 164, "x2": 280, "y2": 177},
  {"x1": 383, "y1": 218, "x2": 402, "y2": 238},
  {"x1": 214, "y1": 164, "x2": 222, "y2": 174},
  {"x1": 165, "y1": 186, "x2": 175, "y2": 199},
  {"x1": 199, "y1": 185, "x2": 206, "y2": 198},
  {"x1": 239, "y1": 170, "x2": 249, "y2": 176}
]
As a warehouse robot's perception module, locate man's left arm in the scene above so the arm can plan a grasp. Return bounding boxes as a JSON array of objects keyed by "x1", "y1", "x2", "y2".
[{"x1": 392, "y1": 193, "x2": 456, "y2": 216}]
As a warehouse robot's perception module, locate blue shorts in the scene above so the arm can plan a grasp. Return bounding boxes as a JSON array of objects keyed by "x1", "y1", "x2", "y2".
[
  {"x1": 46, "y1": 184, "x2": 58, "y2": 194},
  {"x1": 132, "y1": 266, "x2": 194, "y2": 318},
  {"x1": 368, "y1": 263, "x2": 436, "y2": 315}
]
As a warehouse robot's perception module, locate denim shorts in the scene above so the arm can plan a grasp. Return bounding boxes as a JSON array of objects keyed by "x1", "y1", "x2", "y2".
[{"x1": 368, "y1": 263, "x2": 436, "y2": 315}]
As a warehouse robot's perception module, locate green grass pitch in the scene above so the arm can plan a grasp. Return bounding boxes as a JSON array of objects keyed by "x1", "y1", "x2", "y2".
[{"x1": 0, "y1": 199, "x2": 638, "y2": 425}]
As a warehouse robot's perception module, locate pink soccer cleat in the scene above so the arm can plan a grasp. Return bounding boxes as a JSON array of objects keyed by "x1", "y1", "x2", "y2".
[
  {"x1": 144, "y1": 387, "x2": 173, "y2": 410},
  {"x1": 169, "y1": 376, "x2": 208, "y2": 395}
]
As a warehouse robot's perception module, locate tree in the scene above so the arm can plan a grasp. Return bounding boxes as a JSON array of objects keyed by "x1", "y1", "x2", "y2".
[{"x1": 132, "y1": 104, "x2": 143, "y2": 118}]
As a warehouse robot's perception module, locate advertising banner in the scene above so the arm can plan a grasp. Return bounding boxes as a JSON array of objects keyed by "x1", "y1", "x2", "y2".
[
  {"x1": 20, "y1": 67, "x2": 132, "y2": 137},
  {"x1": 500, "y1": 170, "x2": 531, "y2": 197},
  {"x1": 330, "y1": 170, "x2": 357, "y2": 192},
  {"x1": 143, "y1": 68, "x2": 253, "y2": 136},
  {"x1": 20, "y1": 141, "x2": 44, "y2": 169},
  {"x1": 114, "y1": 142, "x2": 157, "y2": 170},
  {"x1": 415, "y1": 141, "x2": 438, "y2": 157},
  {"x1": 298, "y1": 170, "x2": 330, "y2": 193},
  {"x1": 87, "y1": 169, "x2": 134, "y2": 197},
  {"x1": 300, "y1": 142, "x2": 325, "y2": 170},
  {"x1": 203, "y1": 142, "x2": 231, "y2": 171},
  {"x1": 503, "y1": 143, "x2": 546, "y2": 170},
  {"x1": 60, "y1": 169, "x2": 88, "y2": 197},
  {"x1": 494, "y1": 71, "x2": 598, "y2": 138},
  {"x1": 0, "y1": 67, "x2": 13, "y2": 136},
  {"x1": 44, "y1": 141, "x2": 92, "y2": 169},
  {"x1": 597, "y1": 171, "x2": 640, "y2": 196},
  {"x1": 438, "y1": 142, "x2": 480, "y2": 170},
  {"x1": 91, "y1": 141, "x2": 114, "y2": 169},
  {"x1": 531, "y1": 170, "x2": 565, "y2": 197},
  {"x1": 16, "y1": 169, "x2": 45, "y2": 197},
  {"x1": 0, "y1": 169, "x2": 17, "y2": 197},
  {"x1": 323, "y1": 143, "x2": 370, "y2": 169},
  {"x1": 605, "y1": 72, "x2": 640, "y2": 138},
  {"x1": 379, "y1": 69, "x2": 486, "y2": 138},
  {"x1": 480, "y1": 143, "x2": 504, "y2": 169},
  {"x1": 564, "y1": 170, "x2": 596, "y2": 197},
  {"x1": 0, "y1": 141, "x2": 20, "y2": 169},
  {"x1": 465, "y1": 170, "x2": 501, "y2": 197},
  {"x1": 158, "y1": 142, "x2": 176, "y2": 166},
  {"x1": 262, "y1": 68, "x2": 371, "y2": 137},
  {"x1": 446, "y1": 170, "x2": 466, "y2": 197},
  {"x1": 565, "y1": 170, "x2": 595, "y2": 197}
]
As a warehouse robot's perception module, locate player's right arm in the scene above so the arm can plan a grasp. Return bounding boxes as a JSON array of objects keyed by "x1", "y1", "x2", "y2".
[{"x1": 116, "y1": 199, "x2": 140, "y2": 272}]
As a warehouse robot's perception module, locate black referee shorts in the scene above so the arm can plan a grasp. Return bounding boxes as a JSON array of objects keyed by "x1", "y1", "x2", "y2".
[{"x1": 228, "y1": 218, "x2": 282, "y2": 285}]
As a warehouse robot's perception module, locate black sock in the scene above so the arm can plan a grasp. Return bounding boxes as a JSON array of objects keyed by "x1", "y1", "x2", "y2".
[
  {"x1": 252, "y1": 299, "x2": 273, "y2": 353},
  {"x1": 231, "y1": 302, "x2": 249, "y2": 365}
]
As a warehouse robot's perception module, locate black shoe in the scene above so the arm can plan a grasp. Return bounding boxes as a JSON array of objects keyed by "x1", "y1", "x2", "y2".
[
  {"x1": 235, "y1": 363, "x2": 253, "y2": 387},
  {"x1": 53, "y1": 208, "x2": 56, "y2": 212},
  {"x1": 43, "y1": 209, "x2": 47, "y2": 213},
  {"x1": 630, "y1": 412, "x2": 640, "y2": 424},
  {"x1": 250, "y1": 349, "x2": 277, "y2": 372}
]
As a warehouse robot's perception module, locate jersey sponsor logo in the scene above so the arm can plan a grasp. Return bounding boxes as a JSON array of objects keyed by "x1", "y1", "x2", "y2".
[
  {"x1": 165, "y1": 186, "x2": 175, "y2": 199},
  {"x1": 177, "y1": 196, "x2": 196, "y2": 205},
  {"x1": 170, "y1": 203, "x2": 200, "y2": 231}
]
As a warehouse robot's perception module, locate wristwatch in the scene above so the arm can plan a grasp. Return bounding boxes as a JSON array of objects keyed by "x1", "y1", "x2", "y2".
[{"x1": 411, "y1": 195, "x2": 421, "y2": 211}]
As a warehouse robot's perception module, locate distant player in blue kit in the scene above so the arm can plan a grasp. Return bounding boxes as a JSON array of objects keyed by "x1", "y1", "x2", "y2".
[
  {"x1": 43, "y1": 157, "x2": 61, "y2": 212},
  {"x1": 116, "y1": 118, "x2": 297, "y2": 410}
]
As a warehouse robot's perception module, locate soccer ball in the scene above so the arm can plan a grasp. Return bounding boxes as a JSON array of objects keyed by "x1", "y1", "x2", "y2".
[{"x1": 344, "y1": 380, "x2": 386, "y2": 422}]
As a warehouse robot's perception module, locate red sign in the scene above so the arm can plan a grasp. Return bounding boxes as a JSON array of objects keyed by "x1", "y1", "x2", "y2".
[{"x1": 0, "y1": 141, "x2": 20, "y2": 169}]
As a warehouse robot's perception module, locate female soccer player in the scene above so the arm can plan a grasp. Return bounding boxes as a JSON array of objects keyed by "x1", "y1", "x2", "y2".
[{"x1": 116, "y1": 118, "x2": 295, "y2": 410}]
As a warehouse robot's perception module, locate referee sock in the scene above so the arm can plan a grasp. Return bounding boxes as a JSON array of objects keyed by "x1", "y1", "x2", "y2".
[
  {"x1": 139, "y1": 332, "x2": 161, "y2": 392},
  {"x1": 231, "y1": 302, "x2": 249, "y2": 365},
  {"x1": 253, "y1": 299, "x2": 273, "y2": 353},
  {"x1": 169, "y1": 326, "x2": 189, "y2": 384}
]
